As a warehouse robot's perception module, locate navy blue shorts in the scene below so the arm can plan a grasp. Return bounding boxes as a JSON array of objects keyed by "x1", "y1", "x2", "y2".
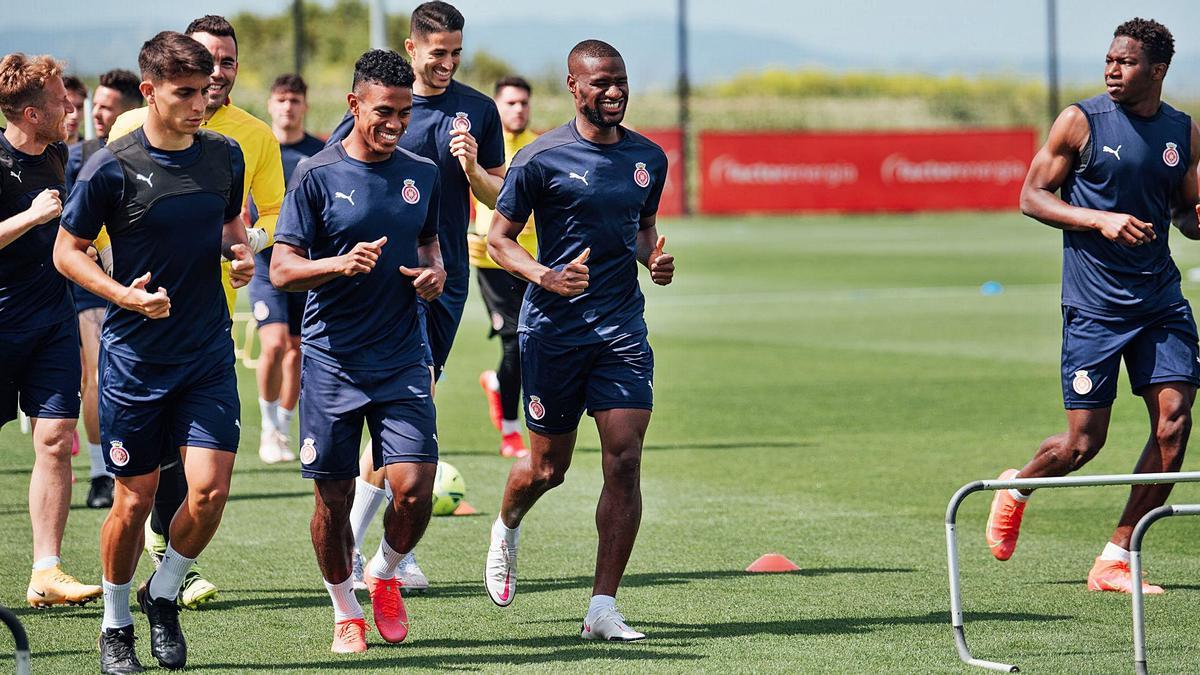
[
  {"x1": 418, "y1": 294, "x2": 466, "y2": 377},
  {"x1": 248, "y1": 274, "x2": 304, "y2": 336},
  {"x1": 298, "y1": 355, "x2": 438, "y2": 480},
  {"x1": 0, "y1": 318, "x2": 81, "y2": 426},
  {"x1": 98, "y1": 343, "x2": 241, "y2": 477},
  {"x1": 520, "y1": 331, "x2": 654, "y2": 435},
  {"x1": 1061, "y1": 302, "x2": 1200, "y2": 409},
  {"x1": 72, "y1": 281, "x2": 107, "y2": 313}
]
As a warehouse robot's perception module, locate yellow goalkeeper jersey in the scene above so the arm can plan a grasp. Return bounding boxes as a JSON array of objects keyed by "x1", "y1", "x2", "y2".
[
  {"x1": 469, "y1": 128, "x2": 539, "y2": 270},
  {"x1": 98, "y1": 100, "x2": 285, "y2": 313}
]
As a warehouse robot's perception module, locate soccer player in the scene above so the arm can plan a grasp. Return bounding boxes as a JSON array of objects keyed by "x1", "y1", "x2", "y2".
[
  {"x1": 327, "y1": 0, "x2": 505, "y2": 592},
  {"x1": 469, "y1": 76, "x2": 538, "y2": 459},
  {"x1": 270, "y1": 48, "x2": 445, "y2": 654},
  {"x1": 62, "y1": 75, "x2": 86, "y2": 146},
  {"x1": 986, "y1": 18, "x2": 1200, "y2": 594},
  {"x1": 250, "y1": 73, "x2": 324, "y2": 464},
  {"x1": 55, "y1": 31, "x2": 253, "y2": 673},
  {"x1": 65, "y1": 68, "x2": 144, "y2": 510},
  {"x1": 0, "y1": 52, "x2": 101, "y2": 610},
  {"x1": 105, "y1": 14, "x2": 286, "y2": 609},
  {"x1": 483, "y1": 40, "x2": 675, "y2": 641}
]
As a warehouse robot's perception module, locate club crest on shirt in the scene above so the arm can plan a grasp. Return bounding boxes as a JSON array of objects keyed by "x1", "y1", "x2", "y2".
[
  {"x1": 1072, "y1": 369, "x2": 1093, "y2": 396},
  {"x1": 528, "y1": 395, "x2": 546, "y2": 421},
  {"x1": 109, "y1": 440, "x2": 130, "y2": 467},
  {"x1": 402, "y1": 179, "x2": 420, "y2": 205},
  {"x1": 633, "y1": 162, "x2": 651, "y2": 188},
  {"x1": 1163, "y1": 142, "x2": 1180, "y2": 167},
  {"x1": 452, "y1": 112, "x2": 471, "y2": 133},
  {"x1": 300, "y1": 437, "x2": 317, "y2": 465}
]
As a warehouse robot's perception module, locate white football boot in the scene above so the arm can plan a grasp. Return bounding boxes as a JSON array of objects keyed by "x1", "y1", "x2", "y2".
[
  {"x1": 484, "y1": 525, "x2": 519, "y2": 606},
  {"x1": 396, "y1": 552, "x2": 429, "y2": 593},
  {"x1": 258, "y1": 429, "x2": 283, "y2": 464},
  {"x1": 581, "y1": 606, "x2": 646, "y2": 642}
]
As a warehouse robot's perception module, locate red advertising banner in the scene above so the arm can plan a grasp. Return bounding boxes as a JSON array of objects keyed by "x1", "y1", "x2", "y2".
[
  {"x1": 639, "y1": 128, "x2": 684, "y2": 216},
  {"x1": 699, "y1": 129, "x2": 1035, "y2": 213}
]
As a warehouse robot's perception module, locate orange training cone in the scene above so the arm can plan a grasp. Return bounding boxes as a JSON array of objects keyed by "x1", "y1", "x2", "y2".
[
  {"x1": 453, "y1": 501, "x2": 478, "y2": 516},
  {"x1": 746, "y1": 553, "x2": 799, "y2": 573}
]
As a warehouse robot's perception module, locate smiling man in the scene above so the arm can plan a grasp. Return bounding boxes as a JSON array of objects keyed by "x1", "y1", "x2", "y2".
[
  {"x1": 988, "y1": 17, "x2": 1200, "y2": 595},
  {"x1": 483, "y1": 40, "x2": 675, "y2": 641},
  {"x1": 271, "y1": 49, "x2": 444, "y2": 654},
  {"x1": 326, "y1": 0, "x2": 505, "y2": 594}
]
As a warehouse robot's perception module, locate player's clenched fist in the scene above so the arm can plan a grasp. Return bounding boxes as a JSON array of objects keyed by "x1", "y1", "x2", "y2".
[
  {"x1": 28, "y1": 188, "x2": 62, "y2": 225},
  {"x1": 449, "y1": 129, "x2": 479, "y2": 174},
  {"x1": 649, "y1": 235, "x2": 674, "y2": 286},
  {"x1": 336, "y1": 236, "x2": 387, "y2": 276},
  {"x1": 119, "y1": 272, "x2": 171, "y2": 319},
  {"x1": 399, "y1": 264, "x2": 446, "y2": 301},
  {"x1": 1096, "y1": 212, "x2": 1155, "y2": 247},
  {"x1": 541, "y1": 247, "x2": 590, "y2": 297},
  {"x1": 228, "y1": 243, "x2": 255, "y2": 288}
]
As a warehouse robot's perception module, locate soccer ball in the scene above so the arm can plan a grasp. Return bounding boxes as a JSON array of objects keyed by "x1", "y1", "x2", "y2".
[{"x1": 431, "y1": 461, "x2": 466, "y2": 516}]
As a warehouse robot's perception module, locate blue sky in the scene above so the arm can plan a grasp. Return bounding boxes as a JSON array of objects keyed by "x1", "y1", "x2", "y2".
[{"x1": 7, "y1": 1, "x2": 1200, "y2": 89}]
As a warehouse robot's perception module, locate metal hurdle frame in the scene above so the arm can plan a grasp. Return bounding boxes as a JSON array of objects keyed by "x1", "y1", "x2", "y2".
[
  {"x1": 1130, "y1": 504, "x2": 1200, "y2": 675},
  {"x1": 945, "y1": 471, "x2": 1200, "y2": 673},
  {"x1": 0, "y1": 605, "x2": 30, "y2": 675}
]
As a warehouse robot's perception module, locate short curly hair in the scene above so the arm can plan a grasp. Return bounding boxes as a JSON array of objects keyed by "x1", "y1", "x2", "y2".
[
  {"x1": 352, "y1": 49, "x2": 414, "y2": 91},
  {"x1": 1115, "y1": 17, "x2": 1174, "y2": 67}
]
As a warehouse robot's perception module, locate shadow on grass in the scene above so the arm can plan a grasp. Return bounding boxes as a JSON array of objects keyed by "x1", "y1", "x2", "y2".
[
  {"x1": 186, "y1": 609, "x2": 1068, "y2": 671},
  {"x1": 441, "y1": 439, "x2": 812, "y2": 457},
  {"x1": 225, "y1": 490, "x2": 313, "y2": 504}
]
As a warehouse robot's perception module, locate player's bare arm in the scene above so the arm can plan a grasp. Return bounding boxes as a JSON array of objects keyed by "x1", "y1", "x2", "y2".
[
  {"x1": 1173, "y1": 121, "x2": 1200, "y2": 239},
  {"x1": 635, "y1": 218, "x2": 674, "y2": 286},
  {"x1": 1021, "y1": 106, "x2": 1156, "y2": 246},
  {"x1": 53, "y1": 228, "x2": 170, "y2": 319},
  {"x1": 270, "y1": 237, "x2": 386, "y2": 292},
  {"x1": 222, "y1": 215, "x2": 255, "y2": 288},
  {"x1": 0, "y1": 188, "x2": 60, "y2": 250},
  {"x1": 399, "y1": 234, "x2": 446, "y2": 301},
  {"x1": 450, "y1": 128, "x2": 505, "y2": 207},
  {"x1": 487, "y1": 210, "x2": 588, "y2": 297}
]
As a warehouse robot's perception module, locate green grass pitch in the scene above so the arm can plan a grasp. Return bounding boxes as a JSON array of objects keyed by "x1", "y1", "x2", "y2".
[{"x1": 3, "y1": 211, "x2": 1200, "y2": 672}]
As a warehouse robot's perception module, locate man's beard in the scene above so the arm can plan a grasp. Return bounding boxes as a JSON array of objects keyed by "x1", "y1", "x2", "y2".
[{"x1": 582, "y1": 102, "x2": 621, "y2": 129}]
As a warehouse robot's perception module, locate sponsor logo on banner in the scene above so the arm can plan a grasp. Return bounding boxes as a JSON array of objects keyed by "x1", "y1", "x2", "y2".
[
  {"x1": 879, "y1": 154, "x2": 1027, "y2": 184},
  {"x1": 708, "y1": 156, "x2": 858, "y2": 187}
]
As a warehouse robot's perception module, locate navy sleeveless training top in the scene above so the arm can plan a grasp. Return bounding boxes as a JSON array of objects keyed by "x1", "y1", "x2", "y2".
[{"x1": 1060, "y1": 94, "x2": 1192, "y2": 316}]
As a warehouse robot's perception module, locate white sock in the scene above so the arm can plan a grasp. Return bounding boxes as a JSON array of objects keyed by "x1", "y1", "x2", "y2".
[
  {"x1": 259, "y1": 398, "x2": 279, "y2": 433},
  {"x1": 1100, "y1": 541, "x2": 1131, "y2": 563},
  {"x1": 367, "y1": 538, "x2": 406, "y2": 580},
  {"x1": 32, "y1": 555, "x2": 60, "y2": 571},
  {"x1": 492, "y1": 516, "x2": 520, "y2": 547},
  {"x1": 87, "y1": 443, "x2": 111, "y2": 479},
  {"x1": 101, "y1": 579, "x2": 134, "y2": 630},
  {"x1": 587, "y1": 594, "x2": 616, "y2": 618},
  {"x1": 1008, "y1": 489, "x2": 1028, "y2": 502},
  {"x1": 323, "y1": 577, "x2": 363, "y2": 622},
  {"x1": 350, "y1": 479, "x2": 388, "y2": 550},
  {"x1": 149, "y1": 544, "x2": 196, "y2": 602},
  {"x1": 276, "y1": 406, "x2": 294, "y2": 435},
  {"x1": 501, "y1": 419, "x2": 520, "y2": 435},
  {"x1": 484, "y1": 371, "x2": 500, "y2": 391}
]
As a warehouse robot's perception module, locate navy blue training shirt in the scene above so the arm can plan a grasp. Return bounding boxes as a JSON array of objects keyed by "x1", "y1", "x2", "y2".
[
  {"x1": 61, "y1": 129, "x2": 246, "y2": 363},
  {"x1": 327, "y1": 80, "x2": 504, "y2": 313},
  {"x1": 0, "y1": 132, "x2": 72, "y2": 330},
  {"x1": 274, "y1": 142, "x2": 441, "y2": 371},
  {"x1": 1062, "y1": 94, "x2": 1193, "y2": 317},
  {"x1": 496, "y1": 121, "x2": 668, "y2": 345},
  {"x1": 251, "y1": 132, "x2": 326, "y2": 278}
]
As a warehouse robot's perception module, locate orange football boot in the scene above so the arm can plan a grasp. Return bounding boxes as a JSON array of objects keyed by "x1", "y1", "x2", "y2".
[
  {"x1": 365, "y1": 574, "x2": 409, "y2": 644},
  {"x1": 1087, "y1": 557, "x2": 1164, "y2": 595},
  {"x1": 985, "y1": 469, "x2": 1027, "y2": 561},
  {"x1": 331, "y1": 617, "x2": 368, "y2": 653}
]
